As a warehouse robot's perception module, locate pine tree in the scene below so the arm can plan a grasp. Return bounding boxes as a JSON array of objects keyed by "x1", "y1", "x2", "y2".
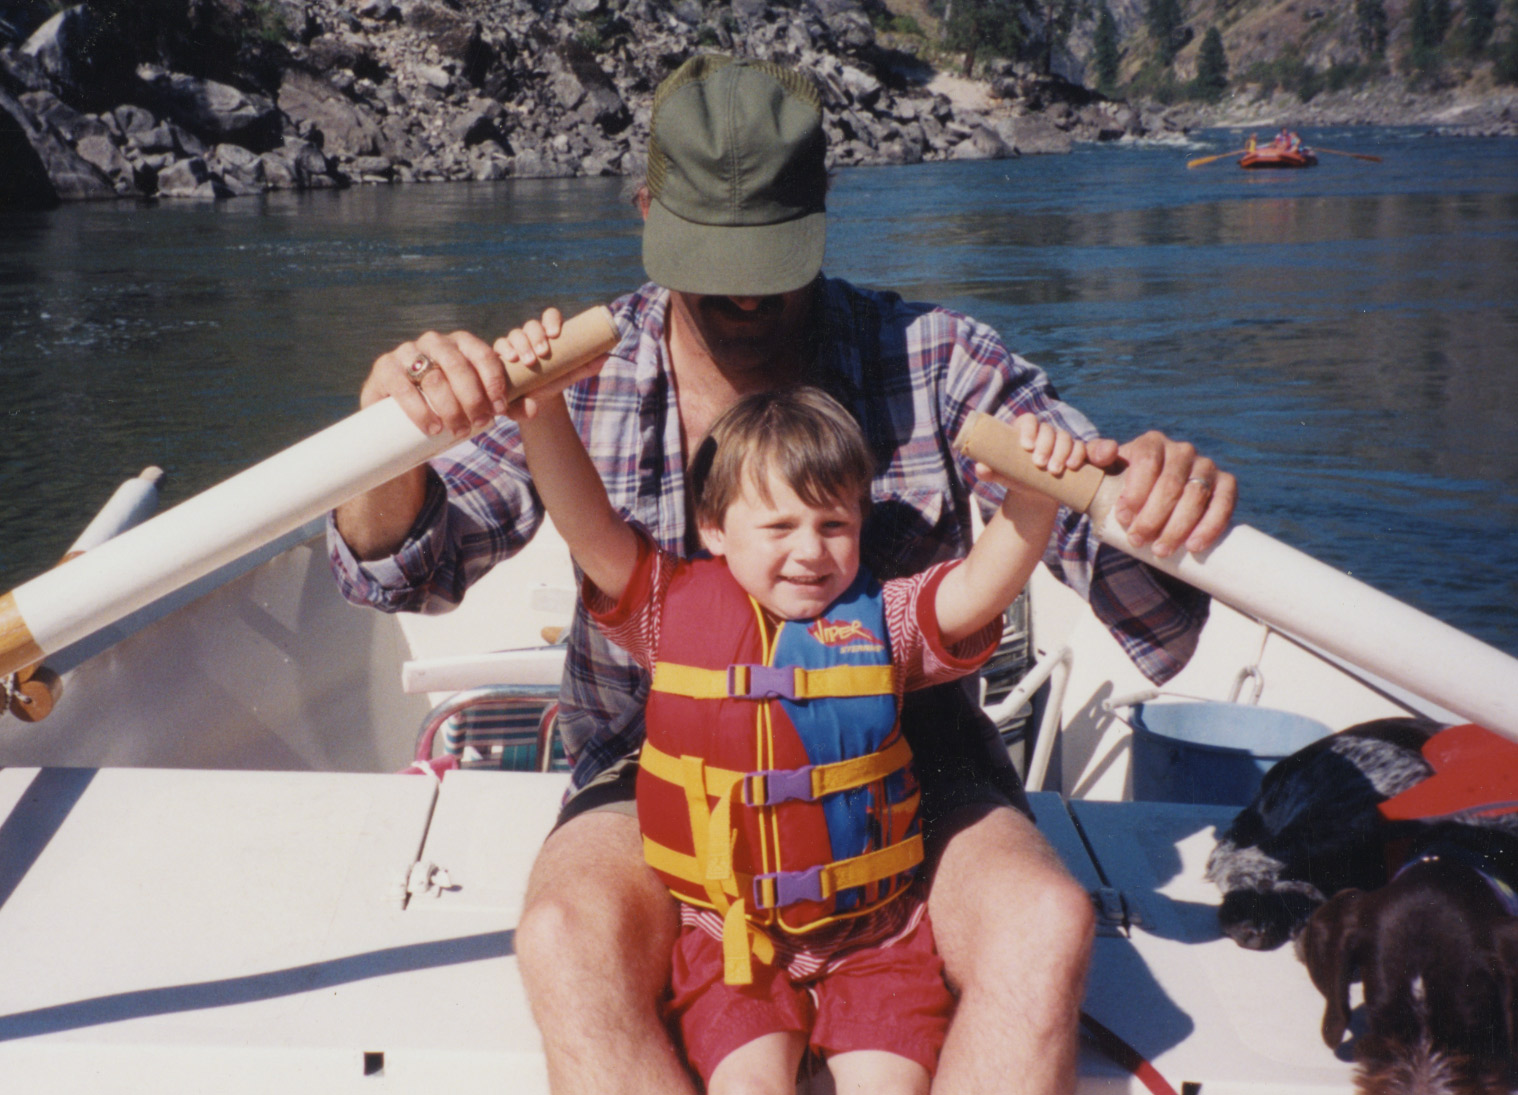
[
  {"x1": 1464, "y1": 0, "x2": 1498, "y2": 56},
  {"x1": 1193, "y1": 26, "x2": 1228, "y2": 100},
  {"x1": 1410, "y1": 0, "x2": 1451, "y2": 49},
  {"x1": 1429, "y1": 0, "x2": 1452, "y2": 43},
  {"x1": 1093, "y1": 2, "x2": 1121, "y2": 91},
  {"x1": 941, "y1": 0, "x2": 1028, "y2": 76},
  {"x1": 1146, "y1": 0, "x2": 1184, "y2": 67},
  {"x1": 1353, "y1": 0, "x2": 1388, "y2": 60}
]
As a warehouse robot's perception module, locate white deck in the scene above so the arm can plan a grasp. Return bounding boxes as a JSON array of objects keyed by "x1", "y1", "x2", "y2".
[{"x1": 0, "y1": 769, "x2": 1356, "y2": 1092}]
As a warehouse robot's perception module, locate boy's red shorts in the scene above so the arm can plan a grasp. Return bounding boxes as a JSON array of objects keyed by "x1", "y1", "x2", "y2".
[{"x1": 666, "y1": 913, "x2": 953, "y2": 1083}]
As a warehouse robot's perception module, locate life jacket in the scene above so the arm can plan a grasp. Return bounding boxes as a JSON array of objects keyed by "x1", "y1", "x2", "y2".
[
  {"x1": 637, "y1": 557, "x2": 921, "y2": 985},
  {"x1": 1378, "y1": 724, "x2": 1518, "y2": 822}
]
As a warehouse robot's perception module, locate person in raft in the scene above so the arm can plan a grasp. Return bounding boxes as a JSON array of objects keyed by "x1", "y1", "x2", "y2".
[
  {"x1": 332, "y1": 54, "x2": 1236, "y2": 1095},
  {"x1": 508, "y1": 382, "x2": 1078, "y2": 1092}
]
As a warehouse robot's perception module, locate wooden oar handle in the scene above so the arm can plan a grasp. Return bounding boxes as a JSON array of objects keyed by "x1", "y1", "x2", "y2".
[
  {"x1": 500, "y1": 306, "x2": 619, "y2": 400},
  {"x1": 954, "y1": 411, "x2": 1115, "y2": 515},
  {"x1": 0, "y1": 592, "x2": 43, "y2": 679}
]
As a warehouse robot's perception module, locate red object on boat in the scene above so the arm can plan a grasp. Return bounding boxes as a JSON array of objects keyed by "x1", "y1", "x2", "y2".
[{"x1": 1239, "y1": 145, "x2": 1318, "y2": 169}]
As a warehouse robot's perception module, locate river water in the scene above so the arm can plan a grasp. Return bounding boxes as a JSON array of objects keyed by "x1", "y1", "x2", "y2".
[{"x1": 2, "y1": 127, "x2": 1516, "y2": 659}]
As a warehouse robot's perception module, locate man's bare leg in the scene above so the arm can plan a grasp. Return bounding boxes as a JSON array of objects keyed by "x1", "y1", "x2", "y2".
[
  {"x1": 516, "y1": 810, "x2": 696, "y2": 1094},
  {"x1": 927, "y1": 806, "x2": 1095, "y2": 1095}
]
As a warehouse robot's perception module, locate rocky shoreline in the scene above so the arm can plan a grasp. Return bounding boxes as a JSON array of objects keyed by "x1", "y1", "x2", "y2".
[
  {"x1": 5, "y1": 1, "x2": 1513, "y2": 210},
  {"x1": 1153, "y1": 79, "x2": 1518, "y2": 138},
  {"x1": 1, "y1": 0, "x2": 1162, "y2": 208}
]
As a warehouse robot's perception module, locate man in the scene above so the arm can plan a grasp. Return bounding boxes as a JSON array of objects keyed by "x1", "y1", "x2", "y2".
[{"x1": 331, "y1": 55, "x2": 1234, "y2": 1094}]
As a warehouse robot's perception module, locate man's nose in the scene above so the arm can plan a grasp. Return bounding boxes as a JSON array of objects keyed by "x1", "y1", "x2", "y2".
[{"x1": 728, "y1": 296, "x2": 764, "y2": 311}]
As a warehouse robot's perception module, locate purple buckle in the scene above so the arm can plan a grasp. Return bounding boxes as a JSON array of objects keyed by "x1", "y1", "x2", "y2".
[
  {"x1": 742, "y1": 765, "x2": 817, "y2": 806},
  {"x1": 727, "y1": 664, "x2": 798, "y2": 701},
  {"x1": 753, "y1": 866, "x2": 824, "y2": 909}
]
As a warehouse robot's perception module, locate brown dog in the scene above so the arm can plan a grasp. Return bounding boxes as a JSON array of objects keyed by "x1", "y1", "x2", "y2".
[{"x1": 1299, "y1": 823, "x2": 1518, "y2": 1095}]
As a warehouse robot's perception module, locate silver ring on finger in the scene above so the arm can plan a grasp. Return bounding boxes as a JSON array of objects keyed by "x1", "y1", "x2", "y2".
[
  {"x1": 1186, "y1": 476, "x2": 1213, "y2": 494},
  {"x1": 405, "y1": 354, "x2": 438, "y2": 386}
]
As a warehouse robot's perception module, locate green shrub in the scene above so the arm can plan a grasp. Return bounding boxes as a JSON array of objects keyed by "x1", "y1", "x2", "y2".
[{"x1": 1244, "y1": 48, "x2": 1324, "y2": 101}]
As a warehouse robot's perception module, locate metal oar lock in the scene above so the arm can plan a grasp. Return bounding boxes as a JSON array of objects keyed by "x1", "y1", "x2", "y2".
[{"x1": 0, "y1": 306, "x2": 620, "y2": 716}]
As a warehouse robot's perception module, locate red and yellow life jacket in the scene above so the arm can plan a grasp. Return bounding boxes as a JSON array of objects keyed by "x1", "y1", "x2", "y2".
[{"x1": 637, "y1": 557, "x2": 922, "y2": 985}]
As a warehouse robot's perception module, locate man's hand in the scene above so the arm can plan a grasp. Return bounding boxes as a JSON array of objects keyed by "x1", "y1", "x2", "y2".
[
  {"x1": 361, "y1": 329, "x2": 513, "y2": 439},
  {"x1": 1085, "y1": 432, "x2": 1235, "y2": 557},
  {"x1": 361, "y1": 308, "x2": 606, "y2": 439}
]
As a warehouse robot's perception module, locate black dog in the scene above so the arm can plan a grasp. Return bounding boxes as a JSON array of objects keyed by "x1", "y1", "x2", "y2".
[
  {"x1": 1205, "y1": 717, "x2": 1442, "y2": 951},
  {"x1": 1206, "y1": 716, "x2": 1518, "y2": 1094}
]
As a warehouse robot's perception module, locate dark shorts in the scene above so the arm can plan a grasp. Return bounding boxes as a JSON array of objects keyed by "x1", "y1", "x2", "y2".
[
  {"x1": 668, "y1": 912, "x2": 952, "y2": 1081},
  {"x1": 554, "y1": 680, "x2": 1032, "y2": 842}
]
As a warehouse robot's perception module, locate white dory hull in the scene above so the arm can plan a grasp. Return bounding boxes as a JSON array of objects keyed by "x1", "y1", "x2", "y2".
[{"x1": 2, "y1": 409, "x2": 1514, "y2": 1092}]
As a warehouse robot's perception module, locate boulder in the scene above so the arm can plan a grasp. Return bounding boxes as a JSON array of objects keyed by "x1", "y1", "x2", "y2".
[
  {"x1": 355, "y1": 1, "x2": 402, "y2": 22},
  {"x1": 402, "y1": 1, "x2": 495, "y2": 85},
  {"x1": 838, "y1": 63, "x2": 882, "y2": 107},
  {"x1": 807, "y1": 0, "x2": 875, "y2": 52},
  {"x1": 0, "y1": 85, "x2": 58, "y2": 206},
  {"x1": 451, "y1": 100, "x2": 509, "y2": 148},
  {"x1": 278, "y1": 68, "x2": 385, "y2": 157},
  {"x1": 74, "y1": 131, "x2": 138, "y2": 195},
  {"x1": 0, "y1": 84, "x2": 112, "y2": 204},
  {"x1": 349, "y1": 154, "x2": 395, "y2": 181},
  {"x1": 156, "y1": 156, "x2": 226, "y2": 199},
  {"x1": 949, "y1": 122, "x2": 1015, "y2": 161},
  {"x1": 113, "y1": 104, "x2": 156, "y2": 137},
  {"x1": 993, "y1": 114, "x2": 1073, "y2": 155},
  {"x1": 208, "y1": 142, "x2": 267, "y2": 194},
  {"x1": 138, "y1": 68, "x2": 281, "y2": 151},
  {"x1": 547, "y1": 42, "x2": 629, "y2": 135},
  {"x1": 0, "y1": 42, "x2": 50, "y2": 93}
]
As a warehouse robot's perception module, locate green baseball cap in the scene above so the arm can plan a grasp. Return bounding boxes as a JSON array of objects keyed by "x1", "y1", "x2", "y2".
[{"x1": 643, "y1": 55, "x2": 827, "y2": 296}]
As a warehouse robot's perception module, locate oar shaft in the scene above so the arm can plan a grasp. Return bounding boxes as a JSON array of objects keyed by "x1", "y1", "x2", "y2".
[
  {"x1": 0, "y1": 305, "x2": 619, "y2": 678},
  {"x1": 1186, "y1": 148, "x2": 1246, "y2": 168},
  {"x1": 1315, "y1": 148, "x2": 1382, "y2": 162},
  {"x1": 956, "y1": 411, "x2": 1518, "y2": 741}
]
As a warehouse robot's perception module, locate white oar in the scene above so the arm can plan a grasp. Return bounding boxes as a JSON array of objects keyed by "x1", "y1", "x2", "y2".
[
  {"x1": 955, "y1": 411, "x2": 1518, "y2": 742},
  {"x1": 0, "y1": 306, "x2": 619, "y2": 680}
]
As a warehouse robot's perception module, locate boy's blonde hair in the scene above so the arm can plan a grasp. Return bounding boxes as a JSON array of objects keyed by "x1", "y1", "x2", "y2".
[{"x1": 692, "y1": 387, "x2": 875, "y2": 530}]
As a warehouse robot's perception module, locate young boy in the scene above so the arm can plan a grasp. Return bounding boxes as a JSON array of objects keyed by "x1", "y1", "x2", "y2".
[{"x1": 513, "y1": 385, "x2": 1077, "y2": 1095}]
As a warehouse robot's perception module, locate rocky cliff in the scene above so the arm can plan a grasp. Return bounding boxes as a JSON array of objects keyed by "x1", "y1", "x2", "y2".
[{"x1": 0, "y1": 0, "x2": 1155, "y2": 209}]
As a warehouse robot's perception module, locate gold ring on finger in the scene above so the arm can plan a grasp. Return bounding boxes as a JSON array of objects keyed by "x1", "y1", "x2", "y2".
[{"x1": 405, "y1": 354, "x2": 438, "y2": 385}]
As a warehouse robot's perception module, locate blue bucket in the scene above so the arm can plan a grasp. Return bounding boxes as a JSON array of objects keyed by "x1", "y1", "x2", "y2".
[{"x1": 1129, "y1": 702, "x2": 1332, "y2": 806}]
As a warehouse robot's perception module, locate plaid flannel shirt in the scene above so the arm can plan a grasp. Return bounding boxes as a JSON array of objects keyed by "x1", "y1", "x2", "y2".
[{"x1": 328, "y1": 277, "x2": 1209, "y2": 790}]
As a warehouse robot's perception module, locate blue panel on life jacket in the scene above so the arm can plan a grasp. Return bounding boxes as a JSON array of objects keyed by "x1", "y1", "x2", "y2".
[{"x1": 773, "y1": 570, "x2": 903, "y2": 909}]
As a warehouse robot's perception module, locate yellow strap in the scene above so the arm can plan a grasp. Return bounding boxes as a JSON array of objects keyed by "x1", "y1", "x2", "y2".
[
  {"x1": 641, "y1": 741, "x2": 744, "y2": 798},
  {"x1": 640, "y1": 736, "x2": 912, "y2": 805},
  {"x1": 753, "y1": 834, "x2": 925, "y2": 909},
  {"x1": 722, "y1": 900, "x2": 753, "y2": 985},
  {"x1": 649, "y1": 830, "x2": 923, "y2": 910},
  {"x1": 798, "y1": 737, "x2": 913, "y2": 802},
  {"x1": 678, "y1": 754, "x2": 731, "y2": 914},
  {"x1": 825, "y1": 832, "x2": 922, "y2": 894},
  {"x1": 641, "y1": 839, "x2": 774, "y2": 986},
  {"x1": 705, "y1": 778, "x2": 740, "y2": 883},
  {"x1": 651, "y1": 662, "x2": 894, "y2": 701},
  {"x1": 642, "y1": 835, "x2": 745, "y2": 899}
]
